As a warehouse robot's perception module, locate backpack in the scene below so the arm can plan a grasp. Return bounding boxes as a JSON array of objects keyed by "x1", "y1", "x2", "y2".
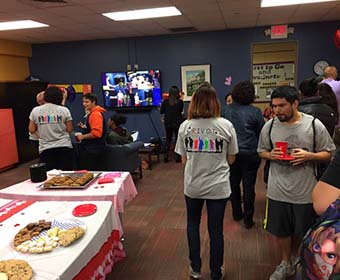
[
  {"x1": 300, "y1": 197, "x2": 340, "y2": 279},
  {"x1": 263, "y1": 117, "x2": 325, "y2": 184},
  {"x1": 263, "y1": 118, "x2": 274, "y2": 184}
]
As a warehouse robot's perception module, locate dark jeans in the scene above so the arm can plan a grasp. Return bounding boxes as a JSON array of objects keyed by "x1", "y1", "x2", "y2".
[
  {"x1": 39, "y1": 147, "x2": 74, "y2": 171},
  {"x1": 185, "y1": 195, "x2": 228, "y2": 280},
  {"x1": 230, "y1": 153, "x2": 261, "y2": 224},
  {"x1": 164, "y1": 123, "x2": 180, "y2": 161},
  {"x1": 77, "y1": 145, "x2": 105, "y2": 171}
]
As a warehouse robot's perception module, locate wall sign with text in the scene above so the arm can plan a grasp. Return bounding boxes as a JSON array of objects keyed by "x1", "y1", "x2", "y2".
[{"x1": 252, "y1": 62, "x2": 295, "y2": 102}]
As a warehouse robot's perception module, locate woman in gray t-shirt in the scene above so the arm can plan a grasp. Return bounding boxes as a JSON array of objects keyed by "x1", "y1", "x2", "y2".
[
  {"x1": 29, "y1": 86, "x2": 73, "y2": 171},
  {"x1": 175, "y1": 83, "x2": 238, "y2": 280}
]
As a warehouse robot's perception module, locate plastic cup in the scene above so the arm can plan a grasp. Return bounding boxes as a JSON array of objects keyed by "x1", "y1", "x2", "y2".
[
  {"x1": 30, "y1": 163, "x2": 47, "y2": 182},
  {"x1": 75, "y1": 132, "x2": 82, "y2": 143},
  {"x1": 275, "y1": 141, "x2": 288, "y2": 157}
]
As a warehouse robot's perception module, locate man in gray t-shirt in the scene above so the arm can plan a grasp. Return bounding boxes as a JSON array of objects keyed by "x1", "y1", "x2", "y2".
[{"x1": 257, "y1": 86, "x2": 335, "y2": 280}]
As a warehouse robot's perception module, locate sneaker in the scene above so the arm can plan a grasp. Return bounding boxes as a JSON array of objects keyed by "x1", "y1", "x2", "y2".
[
  {"x1": 189, "y1": 266, "x2": 202, "y2": 279},
  {"x1": 291, "y1": 255, "x2": 300, "y2": 267},
  {"x1": 211, "y1": 267, "x2": 225, "y2": 280},
  {"x1": 244, "y1": 220, "x2": 255, "y2": 229},
  {"x1": 269, "y1": 260, "x2": 295, "y2": 280}
]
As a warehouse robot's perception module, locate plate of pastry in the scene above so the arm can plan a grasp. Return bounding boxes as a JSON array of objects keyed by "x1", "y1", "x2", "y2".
[
  {"x1": 13, "y1": 219, "x2": 86, "y2": 254},
  {"x1": 40, "y1": 172, "x2": 101, "y2": 189}
]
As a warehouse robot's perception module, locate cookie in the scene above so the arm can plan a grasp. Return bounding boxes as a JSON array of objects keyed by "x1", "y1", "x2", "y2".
[{"x1": 0, "y1": 260, "x2": 32, "y2": 280}]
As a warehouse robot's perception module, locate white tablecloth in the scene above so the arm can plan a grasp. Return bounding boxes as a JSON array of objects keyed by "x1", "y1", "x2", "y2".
[
  {"x1": 0, "y1": 171, "x2": 137, "y2": 213},
  {"x1": 0, "y1": 198, "x2": 124, "y2": 280}
]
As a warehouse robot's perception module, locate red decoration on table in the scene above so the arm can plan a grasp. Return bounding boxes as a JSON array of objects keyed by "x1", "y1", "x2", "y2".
[
  {"x1": 72, "y1": 203, "x2": 97, "y2": 217},
  {"x1": 0, "y1": 200, "x2": 35, "y2": 223},
  {"x1": 335, "y1": 29, "x2": 340, "y2": 49}
]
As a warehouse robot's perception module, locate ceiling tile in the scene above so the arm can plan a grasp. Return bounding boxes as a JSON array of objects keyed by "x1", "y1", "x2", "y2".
[{"x1": 0, "y1": 0, "x2": 338, "y2": 43}]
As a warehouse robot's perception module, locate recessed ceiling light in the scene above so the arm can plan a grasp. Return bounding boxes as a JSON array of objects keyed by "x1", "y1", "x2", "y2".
[
  {"x1": 0, "y1": 20, "x2": 49, "y2": 31},
  {"x1": 261, "y1": 0, "x2": 337, "y2": 7},
  {"x1": 102, "y1": 6, "x2": 181, "y2": 21}
]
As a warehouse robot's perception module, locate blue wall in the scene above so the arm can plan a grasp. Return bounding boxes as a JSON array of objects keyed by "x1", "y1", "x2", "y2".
[{"x1": 29, "y1": 21, "x2": 340, "y2": 141}]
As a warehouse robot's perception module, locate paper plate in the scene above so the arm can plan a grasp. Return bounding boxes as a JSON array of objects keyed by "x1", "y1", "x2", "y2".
[{"x1": 72, "y1": 204, "x2": 97, "y2": 217}]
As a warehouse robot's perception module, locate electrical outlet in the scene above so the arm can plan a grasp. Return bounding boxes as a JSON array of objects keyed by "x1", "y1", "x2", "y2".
[{"x1": 127, "y1": 64, "x2": 132, "y2": 71}]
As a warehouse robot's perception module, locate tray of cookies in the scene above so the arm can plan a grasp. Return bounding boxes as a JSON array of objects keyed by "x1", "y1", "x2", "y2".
[
  {"x1": 40, "y1": 172, "x2": 101, "y2": 189},
  {"x1": 14, "y1": 219, "x2": 86, "y2": 254}
]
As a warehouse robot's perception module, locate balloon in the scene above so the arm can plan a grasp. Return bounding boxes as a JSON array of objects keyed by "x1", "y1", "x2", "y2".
[{"x1": 334, "y1": 29, "x2": 340, "y2": 49}]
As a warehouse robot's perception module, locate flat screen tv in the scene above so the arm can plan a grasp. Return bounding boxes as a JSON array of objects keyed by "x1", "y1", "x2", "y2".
[{"x1": 101, "y1": 70, "x2": 161, "y2": 109}]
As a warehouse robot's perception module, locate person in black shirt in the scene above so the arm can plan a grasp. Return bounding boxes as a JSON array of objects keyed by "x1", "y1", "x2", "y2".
[
  {"x1": 312, "y1": 149, "x2": 340, "y2": 215},
  {"x1": 298, "y1": 77, "x2": 337, "y2": 136},
  {"x1": 160, "y1": 86, "x2": 184, "y2": 162}
]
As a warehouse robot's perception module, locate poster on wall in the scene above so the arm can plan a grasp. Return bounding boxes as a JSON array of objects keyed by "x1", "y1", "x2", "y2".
[
  {"x1": 252, "y1": 61, "x2": 295, "y2": 102},
  {"x1": 181, "y1": 64, "x2": 211, "y2": 101}
]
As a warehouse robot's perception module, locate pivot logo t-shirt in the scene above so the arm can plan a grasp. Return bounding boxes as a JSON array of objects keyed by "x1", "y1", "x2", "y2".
[
  {"x1": 175, "y1": 117, "x2": 238, "y2": 199},
  {"x1": 29, "y1": 103, "x2": 73, "y2": 153}
]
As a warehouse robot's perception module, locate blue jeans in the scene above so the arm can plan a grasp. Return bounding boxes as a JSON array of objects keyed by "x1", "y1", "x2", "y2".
[{"x1": 185, "y1": 195, "x2": 228, "y2": 279}]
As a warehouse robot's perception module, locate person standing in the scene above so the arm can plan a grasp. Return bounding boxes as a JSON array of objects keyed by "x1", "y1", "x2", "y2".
[
  {"x1": 223, "y1": 80, "x2": 265, "y2": 228},
  {"x1": 76, "y1": 93, "x2": 106, "y2": 170},
  {"x1": 175, "y1": 84, "x2": 238, "y2": 280},
  {"x1": 298, "y1": 77, "x2": 337, "y2": 137},
  {"x1": 28, "y1": 86, "x2": 73, "y2": 171},
  {"x1": 160, "y1": 86, "x2": 184, "y2": 162},
  {"x1": 258, "y1": 86, "x2": 335, "y2": 280},
  {"x1": 321, "y1": 66, "x2": 340, "y2": 109},
  {"x1": 322, "y1": 66, "x2": 340, "y2": 145},
  {"x1": 317, "y1": 83, "x2": 339, "y2": 126}
]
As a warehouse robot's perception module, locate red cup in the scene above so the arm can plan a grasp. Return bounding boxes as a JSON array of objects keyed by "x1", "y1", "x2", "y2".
[
  {"x1": 275, "y1": 141, "x2": 288, "y2": 157},
  {"x1": 75, "y1": 132, "x2": 82, "y2": 143}
]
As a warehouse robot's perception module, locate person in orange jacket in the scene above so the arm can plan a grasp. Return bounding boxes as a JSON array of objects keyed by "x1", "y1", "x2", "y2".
[{"x1": 76, "y1": 93, "x2": 106, "y2": 170}]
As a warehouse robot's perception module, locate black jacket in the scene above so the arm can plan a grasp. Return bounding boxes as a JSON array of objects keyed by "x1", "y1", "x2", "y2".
[{"x1": 298, "y1": 96, "x2": 336, "y2": 136}]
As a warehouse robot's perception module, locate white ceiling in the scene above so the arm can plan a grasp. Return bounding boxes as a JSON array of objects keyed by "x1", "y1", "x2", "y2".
[{"x1": 0, "y1": 0, "x2": 339, "y2": 44}]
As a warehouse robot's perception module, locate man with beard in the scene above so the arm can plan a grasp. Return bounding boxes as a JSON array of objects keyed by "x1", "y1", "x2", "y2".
[{"x1": 257, "y1": 86, "x2": 335, "y2": 280}]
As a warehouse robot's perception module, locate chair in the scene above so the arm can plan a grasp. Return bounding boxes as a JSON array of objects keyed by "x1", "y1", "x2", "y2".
[{"x1": 101, "y1": 141, "x2": 144, "y2": 178}]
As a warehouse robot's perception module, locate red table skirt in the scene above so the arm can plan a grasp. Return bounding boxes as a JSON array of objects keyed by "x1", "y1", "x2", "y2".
[{"x1": 73, "y1": 230, "x2": 126, "y2": 280}]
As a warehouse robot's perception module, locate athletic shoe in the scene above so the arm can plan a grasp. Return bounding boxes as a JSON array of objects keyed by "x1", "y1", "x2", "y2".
[
  {"x1": 269, "y1": 260, "x2": 295, "y2": 280},
  {"x1": 189, "y1": 266, "x2": 202, "y2": 279}
]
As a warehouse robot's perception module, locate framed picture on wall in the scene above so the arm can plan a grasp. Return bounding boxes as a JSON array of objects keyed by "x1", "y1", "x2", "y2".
[{"x1": 181, "y1": 64, "x2": 211, "y2": 101}]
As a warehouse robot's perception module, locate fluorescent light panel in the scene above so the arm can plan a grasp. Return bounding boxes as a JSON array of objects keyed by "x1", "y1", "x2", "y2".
[
  {"x1": 0, "y1": 20, "x2": 49, "y2": 31},
  {"x1": 103, "y1": 6, "x2": 181, "y2": 21},
  {"x1": 261, "y1": 0, "x2": 337, "y2": 7}
]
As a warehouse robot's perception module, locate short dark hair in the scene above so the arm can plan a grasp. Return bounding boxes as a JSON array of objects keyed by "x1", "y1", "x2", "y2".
[
  {"x1": 299, "y1": 77, "x2": 319, "y2": 97},
  {"x1": 83, "y1": 93, "x2": 97, "y2": 104},
  {"x1": 225, "y1": 92, "x2": 231, "y2": 101},
  {"x1": 271, "y1": 86, "x2": 300, "y2": 104},
  {"x1": 44, "y1": 86, "x2": 63, "y2": 105},
  {"x1": 231, "y1": 81, "x2": 255, "y2": 105},
  {"x1": 110, "y1": 114, "x2": 127, "y2": 126}
]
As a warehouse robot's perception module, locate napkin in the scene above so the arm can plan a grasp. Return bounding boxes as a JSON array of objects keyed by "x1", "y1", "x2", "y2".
[{"x1": 98, "y1": 178, "x2": 114, "y2": 184}]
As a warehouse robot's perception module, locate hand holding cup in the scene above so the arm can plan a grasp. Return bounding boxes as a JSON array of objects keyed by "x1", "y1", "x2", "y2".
[
  {"x1": 274, "y1": 141, "x2": 288, "y2": 159},
  {"x1": 75, "y1": 132, "x2": 82, "y2": 143}
]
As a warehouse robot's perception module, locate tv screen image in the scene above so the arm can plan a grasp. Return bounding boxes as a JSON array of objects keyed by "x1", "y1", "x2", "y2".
[
  {"x1": 102, "y1": 72, "x2": 129, "y2": 108},
  {"x1": 102, "y1": 70, "x2": 161, "y2": 109}
]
